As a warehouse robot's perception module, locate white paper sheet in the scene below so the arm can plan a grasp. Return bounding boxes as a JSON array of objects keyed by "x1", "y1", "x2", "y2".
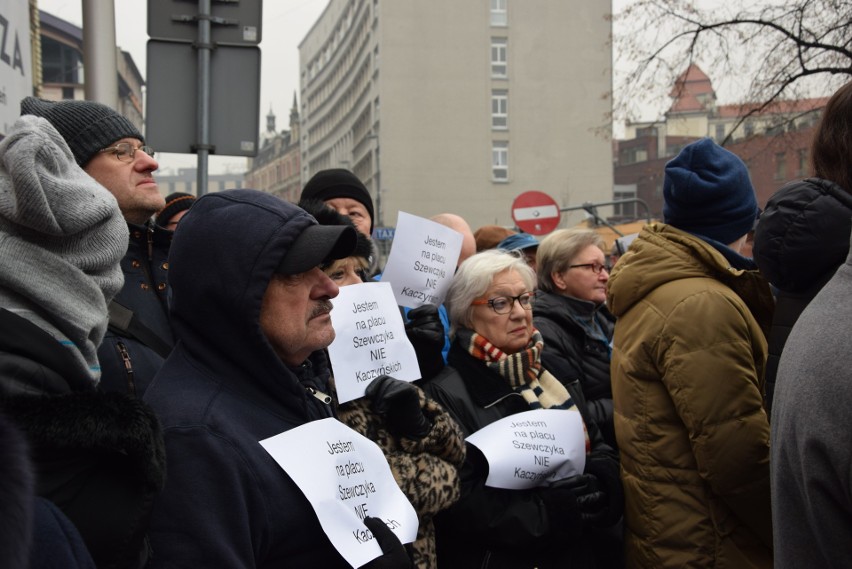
[
  {"x1": 328, "y1": 282, "x2": 422, "y2": 404},
  {"x1": 260, "y1": 418, "x2": 419, "y2": 568},
  {"x1": 379, "y1": 212, "x2": 463, "y2": 309},
  {"x1": 466, "y1": 408, "x2": 587, "y2": 490}
]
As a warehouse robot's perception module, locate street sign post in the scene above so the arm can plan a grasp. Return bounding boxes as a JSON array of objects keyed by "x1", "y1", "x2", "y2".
[
  {"x1": 511, "y1": 191, "x2": 561, "y2": 235},
  {"x1": 146, "y1": 0, "x2": 262, "y2": 195}
]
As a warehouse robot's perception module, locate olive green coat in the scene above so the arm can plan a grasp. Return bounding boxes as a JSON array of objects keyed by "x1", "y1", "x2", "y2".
[{"x1": 607, "y1": 224, "x2": 774, "y2": 569}]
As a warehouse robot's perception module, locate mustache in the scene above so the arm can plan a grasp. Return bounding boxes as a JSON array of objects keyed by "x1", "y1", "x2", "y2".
[{"x1": 309, "y1": 300, "x2": 334, "y2": 319}]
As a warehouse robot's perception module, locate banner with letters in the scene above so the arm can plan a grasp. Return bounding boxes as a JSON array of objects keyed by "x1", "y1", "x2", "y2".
[
  {"x1": 466, "y1": 408, "x2": 587, "y2": 490},
  {"x1": 328, "y1": 281, "x2": 421, "y2": 404},
  {"x1": 380, "y1": 212, "x2": 462, "y2": 309},
  {"x1": 260, "y1": 417, "x2": 419, "y2": 568}
]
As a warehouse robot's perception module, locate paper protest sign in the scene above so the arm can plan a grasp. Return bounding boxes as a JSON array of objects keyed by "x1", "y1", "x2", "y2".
[
  {"x1": 260, "y1": 417, "x2": 419, "y2": 568},
  {"x1": 328, "y1": 282, "x2": 421, "y2": 404},
  {"x1": 466, "y1": 408, "x2": 587, "y2": 490},
  {"x1": 380, "y1": 212, "x2": 463, "y2": 309}
]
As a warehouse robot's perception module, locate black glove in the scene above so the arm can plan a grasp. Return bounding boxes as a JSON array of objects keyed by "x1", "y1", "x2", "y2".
[
  {"x1": 360, "y1": 516, "x2": 413, "y2": 568},
  {"x1": 538, "y1": 483, "x2": 584, "y2": 540},
  {"x1": 404, "y1": 304, "x2": 445, "y2": 380},
  {"x1": 365, "y1": 375, "x2": 432, "y2": 439},
  {"x1": 555, "y1": 473, "x2": 608, "y2": 526},
  {"x1": 583, "y1": 452, "x2": 624, "y2": 528}
]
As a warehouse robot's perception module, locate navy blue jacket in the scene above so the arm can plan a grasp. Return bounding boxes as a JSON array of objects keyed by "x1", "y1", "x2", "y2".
[
  {"x1": 144, "y1": 191, "x2": 352, "y2": 568},
  {"x1": 533, "y1": 291, "x2": 617, "y2": 448},
  {"x1": 753, "y1": 177, "x2": 852, "y2": 415},
  {"x1": 98, "y1": 221, "x2": 174, "y2": 397}
]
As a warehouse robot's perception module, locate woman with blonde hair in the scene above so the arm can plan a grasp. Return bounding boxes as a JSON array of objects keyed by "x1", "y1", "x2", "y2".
[{"x1": 533, "y1": 228, "x2": 617, "y2": 448}]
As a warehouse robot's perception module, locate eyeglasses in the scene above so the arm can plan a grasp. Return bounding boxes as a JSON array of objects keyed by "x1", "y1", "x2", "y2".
[
  {"x1": 99, "y1": 142, "x2": 155, "y2": 163},
  {"x1": 569, "y1": 262, "x2": 609, "y2": 274},
  {"x1": 471, "y1": 291, "x2": 536, "y2": 314}
]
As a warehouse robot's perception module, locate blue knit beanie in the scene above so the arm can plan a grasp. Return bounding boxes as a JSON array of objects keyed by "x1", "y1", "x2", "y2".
[{"x1": 663, "y1": 138, "x2": 758, "y2": 245}]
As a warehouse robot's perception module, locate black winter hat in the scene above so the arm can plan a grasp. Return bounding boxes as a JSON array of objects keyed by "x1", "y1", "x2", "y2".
[
  {"x1": 157, "y1": 192, "x2": 197, "y2": 228},
  {"x1": 300, "y1": 169, "x2": 375, "y2": 233},
  {"x1": 298, "y1": 199, "x2": 373, "y2": 262},
  {"x1": 20, "y1": 96, "x2": 144, "y2": 167}
]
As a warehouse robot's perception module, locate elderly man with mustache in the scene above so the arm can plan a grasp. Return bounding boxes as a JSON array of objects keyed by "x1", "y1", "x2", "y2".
[{"x1": 143, "y1": 190, "x2": 412, "y2": 568}]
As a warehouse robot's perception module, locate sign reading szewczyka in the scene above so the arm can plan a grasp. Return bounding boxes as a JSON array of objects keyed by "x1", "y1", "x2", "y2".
[
  {"x1": 466, "y1": 409, "x2": 587, "y2": 490},
  {"x1": 260, "y1": 418, "x2": 418, "y2": 568},
  {"x1": 327, "y1": 282, "x2": 421, "y2": 404},
  {"x1": 380, "y1": 212, "x2": 463, "y2": 309}
]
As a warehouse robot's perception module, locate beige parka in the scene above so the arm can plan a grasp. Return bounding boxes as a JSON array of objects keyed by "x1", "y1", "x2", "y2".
[{"x1": 607, "y1": 223, "x2": 774, "y2": 569}]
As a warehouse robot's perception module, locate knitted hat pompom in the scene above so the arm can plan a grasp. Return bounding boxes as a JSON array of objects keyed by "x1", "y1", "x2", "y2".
[{"x1": 663, "y1": 137, "x2": 759, "y2": 245}]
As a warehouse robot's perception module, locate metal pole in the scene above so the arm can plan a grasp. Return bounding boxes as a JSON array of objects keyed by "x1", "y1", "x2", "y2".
[
  {"x1": 196, "y1": 0, "x2": 212, "y2": 195},
  {"x1": 82, "y1": 0, "x2": 118, "y2": 108}
]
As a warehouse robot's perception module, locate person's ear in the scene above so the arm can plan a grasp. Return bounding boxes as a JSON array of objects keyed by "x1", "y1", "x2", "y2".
[{"x1": 551, "y1": 270, "x2": 567, "y2": 292}]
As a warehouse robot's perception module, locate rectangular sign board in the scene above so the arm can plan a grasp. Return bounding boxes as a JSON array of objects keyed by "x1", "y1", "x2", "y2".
[
  {"x1": 148, "y1": 0, "x2": 262, "y2": 46},
  {"x1": 145, "y1": 40, "x2": 260, "y2": 156}
]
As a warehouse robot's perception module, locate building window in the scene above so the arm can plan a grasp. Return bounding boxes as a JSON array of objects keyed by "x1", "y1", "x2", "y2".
[
  {"x1": 715, "y1": 124, "x2": 725, "y2": 141},
  {"x1": 491, "y1": 90, "x2": 508, "y2": 130},
  {"x1": 613, "y1": 186, "x2": 637, "y2": 218},
  {"x1": 492, "y1": 141, "x2": 508, "y2": 182},
  {"x1": 490, "y1": 0, "x2": 507, "y2": 26},
  {"x1": 744, "y1": 121, "x2": 754, "y2": 138},
  {"x1": 775, "y1": 152, "x2": 787, "y2": 180},
  {"x1": 42, "y1": 36, "x2": 83, "y2": 84},
  {"x1": 619, "y1": 147, "x2": 647, "y2": 165},
  {"x1": 797, "y1": 148, "x2": 808, "y2": 176},
  {"x1": 491, "y1": 38, "x2": 508, "y2": 78}
]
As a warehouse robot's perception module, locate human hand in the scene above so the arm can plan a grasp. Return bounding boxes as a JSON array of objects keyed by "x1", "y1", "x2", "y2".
[
  {"x1": 365, "y1": 375, "x2": 431, "y2": 439},
  {"x1": 404, "y1": 305, "x2": 445, "y2": 380},
  {"x1": 554, "y1": 474, "x2": 607, "y2": 525},
  {"x1": 360, "y1": 516, "x2": 413, "y2": 568}
]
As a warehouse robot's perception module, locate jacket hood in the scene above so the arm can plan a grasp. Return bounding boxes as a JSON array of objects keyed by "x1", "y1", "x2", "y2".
[
  {"x1": 166, "y1": 190, "x2": 326, "y2": 413},
  {"x1": 753, "y1": 178, "x2": 852, "y2": 293},
  {"x1": 607, "y1": 223, "x2": 772, "y2": 324}
]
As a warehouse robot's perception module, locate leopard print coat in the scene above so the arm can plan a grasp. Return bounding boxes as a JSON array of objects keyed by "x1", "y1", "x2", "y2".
[{"x1": 337, "y1": 385, "x2": 466, "y2": 569}]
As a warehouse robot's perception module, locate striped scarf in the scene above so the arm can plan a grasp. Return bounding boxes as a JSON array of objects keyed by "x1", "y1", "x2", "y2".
[
  {"x1": 459, "y1": 328, "x2": 572, "y2": 410},
  {"x1": 460, "y1": 328, "x2": 590, "y2": 451}
]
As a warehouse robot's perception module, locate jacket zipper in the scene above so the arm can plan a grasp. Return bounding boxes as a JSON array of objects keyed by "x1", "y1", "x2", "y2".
[
  {"x1": 306, "y1": 386, "x2": 332, "y2": 405},
  {"x1": 116, "y1": 341, "x2": 136, "y2": 395}
]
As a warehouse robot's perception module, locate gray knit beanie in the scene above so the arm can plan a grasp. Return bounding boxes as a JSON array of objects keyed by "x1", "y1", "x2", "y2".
[
  {"x1": 20, "y1": 96, "x2": 144, "y2": 167},
  {"x1": 0, "y1": 115, "x2": 127, "y2": 384}
]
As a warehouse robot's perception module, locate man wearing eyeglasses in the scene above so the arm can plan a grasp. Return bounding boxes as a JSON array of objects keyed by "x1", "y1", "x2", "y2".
[{"x1": 20, "y1": 97, "x2": 173, "y2": 398}]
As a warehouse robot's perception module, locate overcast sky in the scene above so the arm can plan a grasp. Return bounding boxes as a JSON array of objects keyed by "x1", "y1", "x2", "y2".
[{"x1": 37, "y1": 0, "x2": 330, "y2": 174}]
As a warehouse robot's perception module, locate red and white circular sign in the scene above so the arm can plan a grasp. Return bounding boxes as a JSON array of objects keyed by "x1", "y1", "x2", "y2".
[{"x1": 511, "y1": 191, "x2": 561, "y2": 235}]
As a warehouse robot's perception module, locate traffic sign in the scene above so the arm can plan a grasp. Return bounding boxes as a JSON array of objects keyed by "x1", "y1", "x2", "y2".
[
  {"x1": 148, "y1": 0, "x2": 262, "y2": 46},
  {"x1": 146, "y1": 40, "x2": 260, "y2": 156},
  {"x1": 511, "y1": 191, "x2": 561, "y2": 235}
]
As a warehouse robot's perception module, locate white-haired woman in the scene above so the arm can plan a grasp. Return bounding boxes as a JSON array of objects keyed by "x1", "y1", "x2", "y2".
[
  {"x1": 426, "y1": 250, "x2": 622, "y2": 569},
  {"x1": 533, "y1": 228, "x2": 617, "y2": 448}
]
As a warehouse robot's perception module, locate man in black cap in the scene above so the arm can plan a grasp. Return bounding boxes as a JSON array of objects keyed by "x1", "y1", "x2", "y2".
[
  {"x1": 301, "y1": 168, "x2": 382, "y2": 275},
  {"x1": 144, "y1": 189, "x2": 411, "y2": 568},
  {"x1": 20, "y1": 97, "x2": 172, "y2": 397},
  {"x1": 156, "y1": 192, "x2": 196, "y2": 231}
]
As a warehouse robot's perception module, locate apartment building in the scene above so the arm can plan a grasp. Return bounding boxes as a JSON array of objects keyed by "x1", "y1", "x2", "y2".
[{"x1": 299, "y1": 0, "x2": 614, "y2": 231}]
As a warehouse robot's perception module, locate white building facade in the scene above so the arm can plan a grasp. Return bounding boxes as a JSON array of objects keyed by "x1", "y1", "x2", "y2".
[{"x1": 299, "y1": 0, "x2": 613, "y2": 230}]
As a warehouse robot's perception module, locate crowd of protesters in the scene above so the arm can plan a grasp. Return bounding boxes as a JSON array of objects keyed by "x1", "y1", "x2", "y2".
[{"x1": 2, "y1": 80, "x2": 851, "y2": 569}]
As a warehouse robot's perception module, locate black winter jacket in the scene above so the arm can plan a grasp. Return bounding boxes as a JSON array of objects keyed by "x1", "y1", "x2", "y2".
[
  {"x1": 0, "y1": 309, "x2": 166, "y2": 569},
  {"x1": 98, "y1": 222, "x2": 174, "y2": 398},
  {"x1": 753, "y1": 177, "x2": 852, "y2": 415},
  {"x1": 425, "y1": 341, "x2": 622, "y2": 569},
  {"x1": 144, "y1": 191, "x2": 355, "y2": 568},
  {"x1": 533, "y1": 291, "x2": 617, "y2": 448}
]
